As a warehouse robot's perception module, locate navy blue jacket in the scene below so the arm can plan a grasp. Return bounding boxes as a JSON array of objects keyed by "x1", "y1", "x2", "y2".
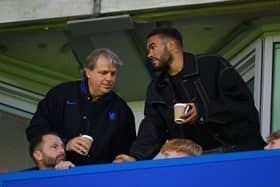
[
  {"x1": 26, "y1": 80, "x2": 136, "y2": 165},
  {"x1": 129, "y1": 52, "x2": 265, "y2": 160}
]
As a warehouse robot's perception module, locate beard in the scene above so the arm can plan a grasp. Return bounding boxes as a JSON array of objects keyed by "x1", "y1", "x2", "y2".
[
  {"x1": 152, "y1": 46, "x2": 172, "y2": 72},
  {"x1": 42, "y1": 154, "x2": 65, "y2": 168}
]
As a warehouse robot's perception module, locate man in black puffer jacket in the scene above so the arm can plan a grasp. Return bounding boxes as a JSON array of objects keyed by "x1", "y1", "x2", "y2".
[{"x1": 114, "y1": 28, "x2": 265, "y2": 163}]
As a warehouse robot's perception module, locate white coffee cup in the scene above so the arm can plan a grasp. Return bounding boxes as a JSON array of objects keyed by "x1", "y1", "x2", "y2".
[
  {"x1": 174, "y1": 103, "x2": 188, "y2": 124},
  {"x1": 80, "y1": 135, "x2": 94, "y2": 155}
]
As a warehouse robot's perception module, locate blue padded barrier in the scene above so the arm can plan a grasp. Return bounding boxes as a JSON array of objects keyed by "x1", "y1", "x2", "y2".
[{"x1": 0, "y1": 149, "x2": 279, "y2": 187}]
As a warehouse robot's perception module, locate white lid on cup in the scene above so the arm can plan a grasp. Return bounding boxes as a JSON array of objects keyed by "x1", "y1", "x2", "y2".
[
  {"x1": 174, "y1": 103, "x2": 187, "y2": 107},
  {"x1": 81, "y1": 135, "x2": 93, "y2": 141}
]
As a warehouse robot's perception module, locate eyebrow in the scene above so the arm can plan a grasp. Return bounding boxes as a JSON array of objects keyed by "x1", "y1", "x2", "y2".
[{"x1": 147, "y1": 42, "x2": 155, "y2": 50}]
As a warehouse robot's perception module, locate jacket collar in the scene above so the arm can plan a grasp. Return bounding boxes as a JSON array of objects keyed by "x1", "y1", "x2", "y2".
[
  {"x1": 181, "y1": 52, "x2": 199, "y2": 78},
  {"x1": 157, "y1": 52, "x2": 199, "y2": 86},
  {"x1": 149, "y1": 52, "x2": 198, "y2": 104},
  {"x1": 80, "y1": 79, "x2": 114, "y2": 102}
]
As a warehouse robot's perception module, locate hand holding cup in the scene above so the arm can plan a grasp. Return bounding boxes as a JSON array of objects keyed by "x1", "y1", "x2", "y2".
[
  {"x1": 66, "y1": 135, "x2": 93, "y2": 156},
  {"x1": 80, "y1": 135, "x2": 93, "y2": 155},
  {"x1": 174, "y1": 103, "x2": 193, "y2": 124}
]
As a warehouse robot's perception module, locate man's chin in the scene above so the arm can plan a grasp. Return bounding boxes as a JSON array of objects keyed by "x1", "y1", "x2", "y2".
[
  {"x1": 153, "y1": 65, "x2": 168, "y2": 72},
  {"x1": 102, "y1": 88, "x2": 112, "y2": 93}
]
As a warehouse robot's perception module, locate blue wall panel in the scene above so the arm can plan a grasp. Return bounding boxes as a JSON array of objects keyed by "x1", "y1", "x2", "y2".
[{"x1": 1, "y1": 150, "x2": 279, "y2": 187}]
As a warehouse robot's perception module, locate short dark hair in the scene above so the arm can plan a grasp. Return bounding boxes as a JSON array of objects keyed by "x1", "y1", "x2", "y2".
[
  {"x1": 147, "y1": 27, "x2": 183, "y2": 47},
  {"x1": 29, "y1": 132, "x2": 60, "y2": 161}
]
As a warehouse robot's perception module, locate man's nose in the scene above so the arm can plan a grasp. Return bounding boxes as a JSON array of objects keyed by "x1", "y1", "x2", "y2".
[
  {"x1": 147, "y1": 50, "x2": 153, "y2": 59},
  {"x1": 105, "y1": 73, "x2": 114, "y2": 81},
  {"x1": 58, "y1": 147, "x2": 65, "y2": 154}
]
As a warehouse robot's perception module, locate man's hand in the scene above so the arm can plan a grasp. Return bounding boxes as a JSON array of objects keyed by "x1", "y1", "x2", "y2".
[
  {"x1": 180, "y1": 103, "x2": 198, "y2": 124},
  {"x1": 66, "y1": 136, "x2": 90, "y2": 156},
  {"x1": 113, "y1": 154, "x2": 136, "y2": 163},
  {"x1": 54, "y1": 161, "x2": 75, "y2": 170}
]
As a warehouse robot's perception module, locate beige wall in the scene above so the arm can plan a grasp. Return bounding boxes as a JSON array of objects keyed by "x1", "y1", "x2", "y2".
[
  {"x1": 101, "y1": 0, "x2": 230, "y2": 13},
  {"x1": 0, "y1": 110, "x2": 34, "y2": 172},
  {"x1": 0, "y1": 0, "x2": 231, "y2": 24},
  {"x1": 128, "y1": 101, "x2": 145, "y2": 133},
  {"x1": 0, "y1": 0, "x2": 93, "y2": 24}
]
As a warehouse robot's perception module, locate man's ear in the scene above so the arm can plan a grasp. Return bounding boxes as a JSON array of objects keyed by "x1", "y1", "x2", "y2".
[
  {"x1": 33, "y1": 150, "x2": 43, "y2": 161},
  {"x1": 167, "y1": 40, "x2": 176, "y2": 51},
  {"x1": 85, "y1": 68, "x2": 91, "y2": 79}
]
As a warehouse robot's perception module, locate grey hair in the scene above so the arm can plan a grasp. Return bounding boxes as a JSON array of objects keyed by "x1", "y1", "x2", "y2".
[{"x1": 81, "y1": 48, "x2": 123, "y2": 79}]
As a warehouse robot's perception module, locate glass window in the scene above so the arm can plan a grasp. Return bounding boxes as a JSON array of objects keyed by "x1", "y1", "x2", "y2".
[
  {"x1": 246, "y1": 78, "x2": 254, "y2": 94},
  {"x1": 233, "y1": 50, "x2": 256, "y2": 94},
  {"x1": 272, "y1": 42, "x2": 280, "y2": 131}
]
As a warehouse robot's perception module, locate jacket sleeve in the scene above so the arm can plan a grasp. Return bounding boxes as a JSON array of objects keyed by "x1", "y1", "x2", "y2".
[
  {"x1": 198, "y1": 56, "x2": 258, "y2": 126},
  {"x1": 26, "y1": 86, "x2": 64, "y2": 141},
  {"x1": 129, "y1": 84, "x2": 167, "y2": 160}
]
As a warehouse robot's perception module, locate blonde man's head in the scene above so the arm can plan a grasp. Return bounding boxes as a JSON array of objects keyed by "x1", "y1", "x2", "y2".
[
  {"x1": 160, "y1": 139, "x2": 202, "y2": 159},
  {"x1": 264, "y1": 130, "x2": 280, "y2": 150}
]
